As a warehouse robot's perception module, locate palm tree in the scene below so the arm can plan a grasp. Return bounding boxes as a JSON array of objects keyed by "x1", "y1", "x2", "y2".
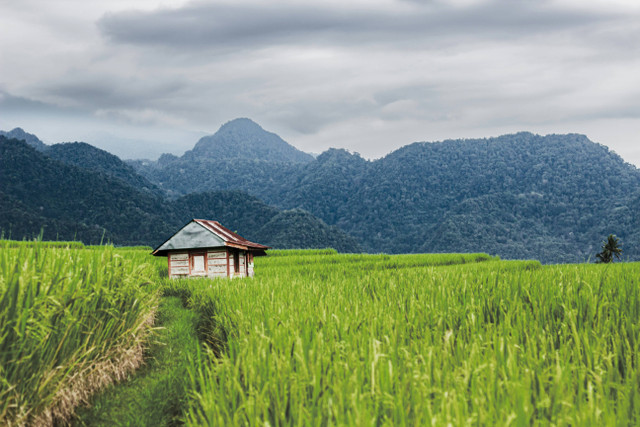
[{"x1": 596, "y1": 234, "x2": 622, "y2": 263}]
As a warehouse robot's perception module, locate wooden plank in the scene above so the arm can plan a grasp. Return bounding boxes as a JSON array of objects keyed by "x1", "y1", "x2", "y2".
[
  {"x1": 172, "y1": 266, "x2": 189, "y2": 275},
  {"x1": 171, "y1": 260, "x2": 189, "y2": 267},
  {"x1": 170, "y1": 253, "x2": 189, "y2": 260},
  {"x1": 207, "y1": 251, "x2": 226, "y2": 259}
]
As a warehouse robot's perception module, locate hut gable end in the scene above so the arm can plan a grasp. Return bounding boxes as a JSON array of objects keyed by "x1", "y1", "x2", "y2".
[{"x1": 154, "y1": 221, "x2": 225, "y2": 252}]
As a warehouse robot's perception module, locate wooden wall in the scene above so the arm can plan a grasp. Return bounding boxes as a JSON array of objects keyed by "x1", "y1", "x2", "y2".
[{"x1": 167, "y1": 249, "x2": 253, "y2": 279}]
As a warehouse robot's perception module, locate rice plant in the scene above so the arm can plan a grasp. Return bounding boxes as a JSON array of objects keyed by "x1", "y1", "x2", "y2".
[
  {"x1": 184, "y1": 252, "x2": 640, "y2": 425},
  {"x1": 0, "y1": 243, "x2": 158, "y2": 425}
]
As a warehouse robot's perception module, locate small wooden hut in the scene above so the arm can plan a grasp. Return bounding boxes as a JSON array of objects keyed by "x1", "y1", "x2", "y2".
[{"x1": 152, "y1": 219, "x2": 270, "y2": 279}]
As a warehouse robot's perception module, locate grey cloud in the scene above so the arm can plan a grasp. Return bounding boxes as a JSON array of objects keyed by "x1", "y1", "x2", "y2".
[
  {"x1": 41, "y1": 76, "x2": 188, "y2": 110},
  {"x1": 269, "y1": 97, "x2": 378, "y2": 135},
  {"x1": 373, "y1": 85, "x2": 440, "y2": 107},
  {"x1": 0, "y1": 90, "x2": 93, "y2": 124},
  {"x1": 0, "y1": 90, "x2": 63, "y2": 113},
  {"x1": 97, "y1": 1, "x2": 609, "y2": 50}
]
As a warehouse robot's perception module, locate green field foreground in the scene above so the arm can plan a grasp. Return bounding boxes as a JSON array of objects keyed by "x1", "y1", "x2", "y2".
[
  {"x1": 2, "y1": 243, "x2": 640, "y2": 425},
  {"x1": 182, "y1": 253, "x2": 640, "y2": 425},
  {"x1": 0, "y1": 241, "x2": 157, "y2": 425}
]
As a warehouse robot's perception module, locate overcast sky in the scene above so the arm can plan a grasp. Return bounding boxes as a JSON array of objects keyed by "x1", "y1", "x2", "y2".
[{"x1": 1, "y1": 0, "x2": 639, "y2": 165}]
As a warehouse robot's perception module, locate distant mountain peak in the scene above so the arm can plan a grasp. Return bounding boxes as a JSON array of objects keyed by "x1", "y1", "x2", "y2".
[
  {"x1": 0, "y1": 127, "x2": 47, "y2": 151},
  {"x1": 219, "y1": 117, "x2": 263, "y2": 131},
  {"x1": 316, "y1": 148, "x2": 366, "y2": 165},
  {"x1": 184, "y1": 118, "x2": 314, "y2": 164}
]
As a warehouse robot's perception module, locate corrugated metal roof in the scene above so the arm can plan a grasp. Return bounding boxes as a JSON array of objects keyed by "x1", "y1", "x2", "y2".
[
  {"x1": 152, "y1": 219, "x2": 270, "y2": 256},
  {"x1": 193, "y1": 219, "x2": 270, "y2": 250}
]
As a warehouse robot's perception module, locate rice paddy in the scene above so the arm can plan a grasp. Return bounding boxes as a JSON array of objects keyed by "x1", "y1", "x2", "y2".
[
  {"x1": 0, "y1": 241, "x2": 157, "y2": 425},
  {"x1": 1, "y1": 243, "x2": 639, "y2": 425}
]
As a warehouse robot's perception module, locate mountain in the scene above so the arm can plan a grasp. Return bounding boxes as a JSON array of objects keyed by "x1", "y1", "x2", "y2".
[
  {"x1": 5, "y1": 122, "x2": 640, "y2": 263},
  {"x1": 172, "y1": 192, "x2": 361, "y2": 252},
  {"x1": 0, "y1": 135, "x2": 360, "y2": 252},
  {"x1": 0, "y1": 190, "x2": 106, "y2": 243},
  {"x1": 174, "y1": 191, "x2": 280, "y2": 234},
  {"x1": 45, "y1": 142, "x2": 162, "y2": 196},
  {"x1": 136, "y1": 156, "x2": 302, "y2": 198},
  {"x1": 184, "y1": 118, "x2": 314, "y2": 163},
  {"x1": 280, "y1": 132, "x2": 640, "y2": 263},
  {"x1": 0, "y1": 128, "x2": 47, "y2": 151},
  {"x1": 345, "y1": 133, "x2": 640, "y2": 262},
  {"x1": 274, "y1": 148, "x2": 369, "y2": 227},
  {"x1": 128, "y1": 119, "x2": 312, "y2": 197},
  {"x1": 0, "y1": 136, "x2": 178, "y2": 245},
  {"x1": 134, "y1": 125, "x2": 640, "y2": 263},
  {"x1": 252, "y1": 209, "x2": 362, "y2": 253}
]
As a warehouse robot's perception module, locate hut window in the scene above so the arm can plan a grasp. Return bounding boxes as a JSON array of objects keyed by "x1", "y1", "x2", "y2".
[
  {"x1": 192, "y1": 253, "x2": 205, "y2": 273},
  {"x1": 234, "y1": 251, "x2": 240, "y2": 273}
]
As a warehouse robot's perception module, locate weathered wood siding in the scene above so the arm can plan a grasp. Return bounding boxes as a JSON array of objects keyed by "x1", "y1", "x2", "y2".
[
  {"x1": 168, "y1": 252, "x2": 189, "y2": 277},
  {"x1": 207, "y1": 250, "x2": 228, "y2": 278},
  {"x1": 167, "y1": 249, "x2": 258, "y2": 279}
]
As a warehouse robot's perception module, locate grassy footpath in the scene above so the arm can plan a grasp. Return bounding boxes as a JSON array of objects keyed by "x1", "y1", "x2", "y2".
[{"x1": 72, "y1": 296, "x2": 200, "y2": 426}]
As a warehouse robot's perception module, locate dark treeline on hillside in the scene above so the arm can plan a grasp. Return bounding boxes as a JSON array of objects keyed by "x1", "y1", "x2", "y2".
[
  {"x1": 0, "y1": 136, "x2": 360, "y2": 252},
  {"x1": 3, "y1": 118, "x2": 640, "y2": 263}
]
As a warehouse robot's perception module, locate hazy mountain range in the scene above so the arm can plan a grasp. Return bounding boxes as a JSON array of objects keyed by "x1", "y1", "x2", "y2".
[
  {"x1": 2, "y1": 118, "x2": 639, "y2": 263},
  {"x1": 0, "y1": 129, "x2": 360, "y2": 252}
]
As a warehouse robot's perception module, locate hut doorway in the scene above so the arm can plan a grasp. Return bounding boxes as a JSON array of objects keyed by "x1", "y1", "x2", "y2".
[
  {"x1": 233, "y1": 250, "x2": 240, "y2": 274},
  {"x1": 190, "y1": 252, "x2": 206, "y2": 276}
]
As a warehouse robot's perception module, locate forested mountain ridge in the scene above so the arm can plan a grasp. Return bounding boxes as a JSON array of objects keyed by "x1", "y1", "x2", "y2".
[
  {"x1": 3, "y1": 121, "x2": 639, "y2": 263},
  {"x1": 329, "y1": 132, "x2": 640, "y2": 261},
  {"x1": 134, "y1": 127, "x2": 640, "y2": 263},
  {"x1": 0, "y1": 136, "x2": 178, "y2": 245},
  {"x1": 46, "y1": 142, "x2": 163, "y2": 196},
  {"x1": 0, "y1": 136, "x2": 359, "y2": 251}
]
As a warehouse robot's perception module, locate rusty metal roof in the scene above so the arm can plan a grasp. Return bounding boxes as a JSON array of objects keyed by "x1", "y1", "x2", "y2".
[
  {"x1": 152, "y1": 219, "x2": 270, "y2": 256},
  {"x1": 193, "y1": 219, "x2": 270, "y2": 250}
]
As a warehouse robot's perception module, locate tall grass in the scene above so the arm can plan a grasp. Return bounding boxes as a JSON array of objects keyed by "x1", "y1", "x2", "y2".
[
  {"x1": 266, "y1": 248, "x2": 339, "y2": 257},
  {"x1": 0, "y1": 243, "x2": 158, "y2": 425},
  {"x1": 0, "y1": 239, "x2": 85, "y2": 249},
  {"x1": 185, "y1": 253, "x2": 640, "y2": 425}
]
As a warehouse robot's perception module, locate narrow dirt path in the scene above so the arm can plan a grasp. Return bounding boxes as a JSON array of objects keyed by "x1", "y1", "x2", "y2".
[{"x1": 72, "y1": 297, "x2": 200, "y2": 426}]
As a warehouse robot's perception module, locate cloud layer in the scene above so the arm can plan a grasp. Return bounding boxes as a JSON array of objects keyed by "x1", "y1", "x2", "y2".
[{"x1": 1, "y1": 0, "x2": 639, "y2": 163}]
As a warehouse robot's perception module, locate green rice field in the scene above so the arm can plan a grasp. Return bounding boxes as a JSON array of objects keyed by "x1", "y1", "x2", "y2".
[
  {"x1": 1, "y1": 241, "x2": 639, "y2": 425},
  {"x1": 0, "y1": 240, "x2": 157, "y2": 425}
]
